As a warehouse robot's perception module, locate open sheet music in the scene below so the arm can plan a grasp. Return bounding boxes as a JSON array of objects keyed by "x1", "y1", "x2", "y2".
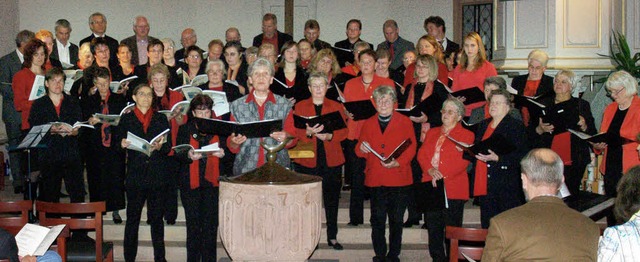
[
  {"x1": 126, "y1": 129, "x2": 170, "y2": 157},
  {"x1": 15, "y1": 224, "x2": 66, "y2": 257}
]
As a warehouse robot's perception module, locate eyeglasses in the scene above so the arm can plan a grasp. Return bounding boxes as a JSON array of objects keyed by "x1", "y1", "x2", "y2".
[
  {"x1": 440, "y1": 109, "x2": 459, "y2": 115},
  {"x1": 606, "y1": 88, "x2": 625, "y2": 97},
  {"x1": 188, "y1": 55, "x2": 201, "y2": 59}
]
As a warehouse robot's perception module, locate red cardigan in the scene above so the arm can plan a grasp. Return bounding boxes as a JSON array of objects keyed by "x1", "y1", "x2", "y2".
[
  {"x1": 293, "y1": 98, "x2": 348, "y2": 168},
  {"x1": 403, "y1": 62, "x2": 449, "y2": 87},
  {"x1": 598, "y1": 95, "x2": 640, "y2": 174},
  {"x1": 356, "y1": 112, "x2": 416, "y2": 187},
  {"x1": 417, "y1": 124, "x2": 474, "y2": 200},
  {"x1": 12, "y1": 68, "x2": 37, "y2": 130},
  {"x1": 343, "y1": 75, "x2": 395, "y2": 140},
  {"x1": 450, "y1": 60, "x2": 497, "y2": 115}
]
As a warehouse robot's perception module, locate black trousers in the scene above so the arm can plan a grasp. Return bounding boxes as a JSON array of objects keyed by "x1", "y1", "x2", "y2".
[
  {"x1": 480, "y1": 191, "x2": 522, "y2": 228},
  {"x1": 604, "y1": 169, "x2": 623, "y2": 226},
  {"x1": 38, "y1": 160, "x2": 84, "y2": 203},
  {"x1": 344, "y1": 139, "x2": 366, "y2": 224},
  {"x1": 160, "y1": 158, "x2": 179, "y2": 223},
  {"x1": 294, "y1": 163, "x2": 342, "y2": 240},
  {"x1": 423, "y1": 199, "x2": 466, "y2": 262},
  {"x1": 6, "y1": 119, "x2": 23, "y2": 188},
  {"x1": 370, "y1": 186, "x2": 408, "y2": 260},
  {"x1": 181, "y1": 186, "x2": 218, "y2": 262},
  {"x1": 406, "y1": 158, "x2": 424, "y2": 223},
  {"x1": 124, "y1": 185, "x2": 166, "y2": 262}
]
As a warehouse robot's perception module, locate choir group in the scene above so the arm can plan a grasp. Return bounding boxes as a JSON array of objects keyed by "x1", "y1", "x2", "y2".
[{"x1": 1, "y1": 10, "x2": 639, "y2": 262}]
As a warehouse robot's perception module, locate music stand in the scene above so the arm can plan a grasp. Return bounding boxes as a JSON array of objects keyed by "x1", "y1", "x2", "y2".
[{"x1": 8, "y1": 124, "x2": 51, "y2": 222}]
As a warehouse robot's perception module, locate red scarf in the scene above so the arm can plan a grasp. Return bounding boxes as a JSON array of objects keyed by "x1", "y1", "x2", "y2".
[
  {"x1": 189, "y1": 135, "x2": 220, "y2": 188},
  {"x1": 101, "y1": 93, "x2": 111, "y2": 147},
  {"x1": 133, "y1": 107, "x2": 153, "y2": 133}
]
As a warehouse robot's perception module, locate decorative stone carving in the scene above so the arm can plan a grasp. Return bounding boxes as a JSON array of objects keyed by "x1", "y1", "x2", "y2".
[{"x1": 219, "y1": 138, "x2": 323, "y2": 261}]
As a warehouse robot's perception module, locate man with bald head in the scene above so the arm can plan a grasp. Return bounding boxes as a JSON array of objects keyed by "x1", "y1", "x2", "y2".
[
  {"x1": 175, "y1": 28, "x2": 202, "y2": 62},
  {"x1": 482, "y1": 148, "x2": 600, "y2": 261},
  {"x1": 79, "y1": 12, "x2": 119, "y2": 64},
  {"x1": 120, "y1": 15, "x2": 157, "y2": 65}
]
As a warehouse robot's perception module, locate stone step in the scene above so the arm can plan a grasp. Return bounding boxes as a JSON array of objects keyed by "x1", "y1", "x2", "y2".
[
  {"x1": 104, "y1": 222, "x2": 430, "y2": 244},
  {"x1": 111, "y1": 241, "x2": 432, "y2": 262}
]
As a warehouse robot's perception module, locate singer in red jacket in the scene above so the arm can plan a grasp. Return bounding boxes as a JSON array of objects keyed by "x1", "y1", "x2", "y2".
[{"x1": 355, "y1": 85, "x2": 416, "y2": 261}]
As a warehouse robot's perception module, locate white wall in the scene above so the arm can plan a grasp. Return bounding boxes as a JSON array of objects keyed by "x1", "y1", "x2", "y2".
[
  {"x1": 0, "y1": 0, "x2": 19, "y2": 55},
  {"x1": 18, "y1": 0, "x2": 454, "y2": 50}
]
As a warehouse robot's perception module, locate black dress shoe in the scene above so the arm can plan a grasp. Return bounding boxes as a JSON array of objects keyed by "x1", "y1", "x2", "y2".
[
  {"x1": 113, "y1": 213, "x2": 123, "y2": 224},
  {"x1": 347, "y1": 222, "x2": 361, "y2": 226},
  {"x1": 342, "y1": 185, "x2": 352, "y2": 191},
  {"x1": 14, "y1": 186, "x2": 23, "y2": 194},
  {"x1": 328, "y1": 240, "x2": 343, "y2": 250},
  {"x1": 166, "y1": 220, "x2": 176, "y2": 225}
]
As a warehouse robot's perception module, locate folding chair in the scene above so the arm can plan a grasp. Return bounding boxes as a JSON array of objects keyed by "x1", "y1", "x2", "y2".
[{"x1": 445, "y1": 226, "x2": 488, "y2": 262}]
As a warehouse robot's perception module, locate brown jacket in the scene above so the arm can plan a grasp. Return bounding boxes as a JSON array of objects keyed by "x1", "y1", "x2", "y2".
[{"x1": 482, "y1": 196, "x2": 599, "y2": 261}]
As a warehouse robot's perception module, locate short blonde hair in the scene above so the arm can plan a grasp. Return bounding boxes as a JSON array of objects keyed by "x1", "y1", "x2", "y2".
[
  {"x1": 528, "y1": 49, "x2": 549, "y2": 67},
  {"x1": 555, "y1": 69, "x2": 578, "y2": 91},
  {"x1": 35, "y1": 29, "x2": 53, "y2": 40},
  {"x1": 605, "y1": 70, "x2": 639, "y2": 96},
  {"x1": 309, "y1": 48, "x2": 342, "y2": 76},
  {"x1": 372, "y1": 85, "x2": 397, "y2": 102}
]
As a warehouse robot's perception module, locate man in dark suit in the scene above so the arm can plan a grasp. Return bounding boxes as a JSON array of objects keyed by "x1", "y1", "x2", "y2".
[
  {"x1": 175, "y1": 28, "x2": 201, "y2": 62},
  {"x1": 252, "y1": 13, "x2": 293, "y2": 52},
  {"x1": 0, "y1": 30, "x2": 34, "y2": 194},
  {"x1": 424, "y1": 16, "x2": 460, "y2": 57},
  {"x1": 304, "y1": 19, "x2": 331, "y2": 52},
  {"x1": 50, "y1": 19, "x2": 78, "y2": 68},
  {"x1": 120, "y1": 16, "x2": 158, "y2": 66},
  {"x1": 334, "y1": 19, "x2": 374, "y2": 67},
  {"x1": 482, "y1": 148, "x2": 600, "y2": 261},
  {"x1": 376, "y1": 20, "x2": 414, "y2": 71},
  {"x1": 78, "y1": 12, "x2": 119, "y2": 65}
]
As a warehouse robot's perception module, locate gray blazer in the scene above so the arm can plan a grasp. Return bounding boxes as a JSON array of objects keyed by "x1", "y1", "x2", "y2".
[
  {"x1": 120, "y1": 35, "x2": 158, "y2": 66},
  {"x1": 0, "y1": 50, "x2": 23, "y2": 127},
  {"x1": 377, "y1": 36, "x2": 415, "y2": 70}
]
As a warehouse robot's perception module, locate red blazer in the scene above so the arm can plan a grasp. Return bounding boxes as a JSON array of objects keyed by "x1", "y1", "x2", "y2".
[
  {"x1": 417, "y1": 124, "x2": 474, "y2": 200},
  {"x1": 293, "y1": 98, "x2": 348, "y2": 168},
  {"x1": 403, "y1": 62, "x2": 449, "y2": 87},
  {"x1": 343, "y1": 75, "x2": 395, "y2": 140},
  {"x1": 598, "y1": 95, "x2": 640, "y2": 174},
  {"x1": 356, "y1": 112, "x2": 416, "y2": 187},
  {"x1": 12, "y1": 68, "x2": 37, "y2": 130}
]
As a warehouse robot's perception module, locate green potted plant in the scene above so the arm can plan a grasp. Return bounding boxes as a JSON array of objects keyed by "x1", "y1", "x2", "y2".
[{"x1": 599, "y1": 31, "x2": 640, "y2": 80}]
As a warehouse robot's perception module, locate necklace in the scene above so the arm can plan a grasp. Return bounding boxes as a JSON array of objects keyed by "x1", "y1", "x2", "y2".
[
  {"x1": 253, "y1": 91, "x2": 268, "y2": 100},
  {"x1": 362, "y1": 77, "x2": 372, "y2": 85},
  {"x1": 378, "y1": 115, "x2": 391, "y2": 122}
]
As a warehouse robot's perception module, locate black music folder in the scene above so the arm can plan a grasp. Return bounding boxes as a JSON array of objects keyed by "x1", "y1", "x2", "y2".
[
  {"x1": 362, "y1": 139, "x2": 413, "y2": 164},
  {"x1": 395, "y1": 93, "x2": 443, "y2": 117},
  {"x1": 447, "y1": 133, "x2": 516, "y2": 155},
  {"x1": 343, "y1": 99, "x2": 377, "y2": 121},
  {"x1": 293, "y1": 111, "x2": 347, "y2": 133},
  {"x1": 447, "y1": 86, "x2": 485, "y2": 105},
  {"x1": 195, "y1": 118, "x2": 283, "y2": 138},
  {"x1": 528, "y1": 100, "x2": 580, "y2": 134},
  {"x1": 568, "y1": 129, "x2": 636, "y2": 146}
]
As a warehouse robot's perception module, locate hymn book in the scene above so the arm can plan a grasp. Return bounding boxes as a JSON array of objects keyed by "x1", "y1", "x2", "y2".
[
  {"x1": 109, "y1": 75, "x2": 138, "y2": 93},
  {"x1": 158, "y1": 101, "x2": 191, "y2": 118},
  {"x1": 93, "y1": 103, "x2": 135, "y2": 126},
  {"x1": 126, "y1": 129, "x2": 170, "y2": 157},
  {"x1": 447, "y1": 134, "x2": 516, "y2": 155},
  {"x1": 293, "y1": 111, "x2": 347, "y2": 133},
  {"x1": 442, "y1": 85, "x2": 485, "y2": 105},
  {"x1": 362, "y1": 139, "x2": 412, "y2": 164},
  {"x1": 15, "y1": 224, "x2": 66, "y2": 257},
  {"x1": 343, "y1": 99, "x2": 377, "y2": 121},
  {"x1": 28, "y1": 75, "x2": 46, "y2": 101},
  {"x1": 172, "y1": 142, "x2": 221, "y2": 154}
]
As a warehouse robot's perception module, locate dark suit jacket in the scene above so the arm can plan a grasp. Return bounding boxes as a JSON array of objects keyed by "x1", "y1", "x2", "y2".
[
  {"x1": 252, "y1": 30, "x2": 293, "y2": 51},
  {"x1": 79, "y1": 34, "x2": 119, "y2": 64},
  {"x1": 116, "y1": 111, "x2": 172, "y2": 189},
  {"x1": 443, "y1": 37, "x2": 460, "y2": 56},
  {"x1": 482, "y1": 196, "x2": 599, "y2": 261},
  {"x1": 528, "y1": 97, "x2": 596, "y2": 170},
  {"x1": 120, "y1": 35, "x2": 158, "y2": 66},
  {"x1": 0, "y1": 228, "x2": 19, "y2": 262},
  {"x1": 50, "y1": 41, "x2": 79, "y2": 66},
  {"x1": 511, "y1": 74, "x2": 554, "y2": 98},
  {"x1": 334, "y1": 38, "x2": 374, "y2": 67},
  {"x1": 198, "y1": 81, "x2": 243, "y2": 104},
  {"x1": 0, "y1": 50, "x2": 24, "y2": 127},
  {"x1": 377, "y1": 36, "x2": 415, "y2": 70},
  {"x1": 28, "y1": 94, "x2": 83, "y2": 164},
  {"x1": 472, "y1": 114, "x2": 529, "y2": 198}
]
